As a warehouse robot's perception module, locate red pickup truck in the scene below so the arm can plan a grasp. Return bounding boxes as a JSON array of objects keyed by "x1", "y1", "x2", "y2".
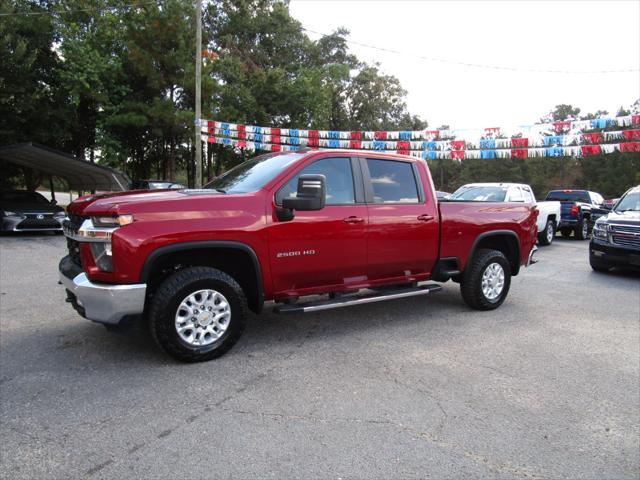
[{"x1": 59, "y1": 150, "x2": 538, "y2": 362}]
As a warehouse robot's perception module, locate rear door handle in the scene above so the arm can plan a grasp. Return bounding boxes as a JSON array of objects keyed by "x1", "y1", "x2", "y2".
[
  {"x1": 343, "y1": 216, "x2": 364, "y2": 224},
  {"x1": 417, "y1": 214, "x2": 434, "y2": 222}
]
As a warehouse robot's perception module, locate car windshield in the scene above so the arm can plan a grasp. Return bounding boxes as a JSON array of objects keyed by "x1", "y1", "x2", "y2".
[
  {"x1": 0, "y1": 191, "x2": 49, "y2": 204},
  {"x1": 614, "y1": 191, "x2": 640, "y2": 212},
  {"x1": 450, "y1": 186, "x2": 507, "y2": 202},
  {"x1": 204, "y1": 152, "x2": 304, "y2": 194},
  {"x1": 546, "y1": 191, "x2": 590, "y2": 203}
]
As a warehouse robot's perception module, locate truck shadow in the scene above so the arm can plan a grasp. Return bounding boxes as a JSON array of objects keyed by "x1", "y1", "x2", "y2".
[{"x1": 3, "y1": 283, "x2": 470, "y2": 369}]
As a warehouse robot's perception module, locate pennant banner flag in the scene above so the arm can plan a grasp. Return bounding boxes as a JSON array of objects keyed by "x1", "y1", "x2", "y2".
[{"x1": 200, "y1": 114, "x2": 640, "y2": 159}]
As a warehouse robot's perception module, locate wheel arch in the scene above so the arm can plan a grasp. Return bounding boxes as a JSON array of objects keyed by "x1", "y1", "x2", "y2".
[
  {"x1": 468, "y1": 230, "x2": 521, "y2": 276},
  {"x1": 141, "y1": 241, "x2": 264, "y2": 313}
]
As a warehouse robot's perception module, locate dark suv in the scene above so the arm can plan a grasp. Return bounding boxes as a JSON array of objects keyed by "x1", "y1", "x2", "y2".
[{"x1": 590, "y1": 186, "x2": 640, "y2": 272}]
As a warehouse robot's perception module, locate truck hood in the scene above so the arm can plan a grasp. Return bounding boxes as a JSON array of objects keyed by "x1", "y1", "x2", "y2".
[
  {"x1": 599, "y1": 210, "x2": 640, "y2": 226},
  {"x1": 68, "y1": 189, "x2": 223, "y2": 216}
]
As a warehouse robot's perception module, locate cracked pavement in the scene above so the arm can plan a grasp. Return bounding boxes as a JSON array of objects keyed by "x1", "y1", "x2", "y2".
[{"x1": 1, "y1": 233, "x2": 639, "y2": 479}]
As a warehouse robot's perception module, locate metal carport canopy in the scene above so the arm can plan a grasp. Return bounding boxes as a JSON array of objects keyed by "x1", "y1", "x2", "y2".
[{"x1": 0, "y1": 143, "x2": 129, "y2": 191}]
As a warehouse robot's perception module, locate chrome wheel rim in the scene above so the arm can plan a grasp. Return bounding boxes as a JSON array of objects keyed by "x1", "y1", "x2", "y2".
[
  {"x1": 546, "y1": 222, "x2": 554, "y2": 243},
  {"x1": 481, "y1": 263, "x2": 505, "y2": 301},
  {"x1": 175, "y1": 289, "x2": 231, "y2": 346}
]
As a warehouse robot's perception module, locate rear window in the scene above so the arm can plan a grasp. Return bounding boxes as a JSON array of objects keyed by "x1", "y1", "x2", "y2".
[
  {"x1": 450, "y1": 186, "x2": 508, "y2": 202},
  {"x1": 546, "y1": 191, "x2": 590, "y2": 203}
]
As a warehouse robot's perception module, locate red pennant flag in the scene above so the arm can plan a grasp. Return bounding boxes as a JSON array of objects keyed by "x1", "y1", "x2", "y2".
[
  {"x1": 631, "y1": 115, "x2": 640, "y2": 125},
  {"x1": 207, "y1": 136, "x2": 216, "y2": 143},
  {"x1": 622, "y1": 129, "x2": 640, "y2": 140},
  {"x1": 511, "y1": 148, "x2": 528, "y2": 159},
  {"x1": 451, "y1": 140, "x2": 465, "y2": 150},
  {"x1": 308, "y1": 138, "x2": 319, "y2": 147},
  {"x1": 350, "y1": 131, "x2": 362, "y2": 140},
  {"x1": 620, "y1": 142, "x2": 640, "y2": 152},
  {"x1": 237, "y1": 124, "x2": 246, "y2": 140},
  {"x1": 582, "y1": 132, "x2": 603, "y2": 144},
  {"x1": 374, "y1": 131, "x2": 388, "y2": 140},
  {"x1": 450, "y1": 150, "x2": 465, "y2": 159},
  {"x1": 271, "y1": 144, "x2": 281, "y2": 152},
  {"x1": 553, "y1": 121, "x2": 571, "y2": 133},
  {"x1": 580, "y1": 145, "x2": 602, "y2": 156},
  {"x1": 271, "y1": 135, "x2": 281, "y2": 145},
  {"x1": 308, "y1": 130, "x2": 319, "y2": 139},
  {"x1": 511, "y1": 137, "x2": 529, "y2": 148},
  {"x1": 349, "y1": 140, "x2": 362, "y2": 149}
]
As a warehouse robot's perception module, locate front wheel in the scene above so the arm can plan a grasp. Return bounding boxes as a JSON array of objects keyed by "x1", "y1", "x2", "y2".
[
  {"x1": 148, "y1": 266, "x2": 247, "y2": 362},
  {"x1": 460, "y1": 249, "x2": 511, "y2": 310},
  {"x1": 538, "y1": 219, "x2": 556, "y2": 246}
]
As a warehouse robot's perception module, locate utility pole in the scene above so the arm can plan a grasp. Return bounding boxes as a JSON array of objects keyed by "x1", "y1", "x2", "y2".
[{"x1": 194, "y1": 0, "x2": 202, "y2": 188}]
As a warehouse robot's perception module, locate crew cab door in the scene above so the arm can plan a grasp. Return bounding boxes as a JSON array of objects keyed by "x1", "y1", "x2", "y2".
[
  {"x1": 362, "y1": 157, "x2": 439, "y2": 282},
  {"x1": 267, "y1": 156, "x2": 368, "y2": 295}
]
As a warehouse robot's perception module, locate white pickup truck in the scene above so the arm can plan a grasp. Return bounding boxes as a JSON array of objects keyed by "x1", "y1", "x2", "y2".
[{"x1": 449, "y1": 183, "x2": 562, "y2": 246}]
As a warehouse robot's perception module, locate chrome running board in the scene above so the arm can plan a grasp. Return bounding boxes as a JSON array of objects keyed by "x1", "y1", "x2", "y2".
[{"x1": 273, "y1": 284, "x2": 443, "y2": 314}]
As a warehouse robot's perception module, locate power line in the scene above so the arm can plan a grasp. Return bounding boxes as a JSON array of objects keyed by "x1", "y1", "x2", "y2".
[
  {"x1": 0, "y1": 1, "x2": 164, "y2": 17},
  {"x1": 302, "y1": 27, "x2": 640, "y2": 75}
]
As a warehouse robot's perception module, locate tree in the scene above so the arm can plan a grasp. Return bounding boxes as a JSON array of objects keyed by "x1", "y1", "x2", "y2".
[{"x1": 542, "y1": 104, "x2": 582, "y2": 122}]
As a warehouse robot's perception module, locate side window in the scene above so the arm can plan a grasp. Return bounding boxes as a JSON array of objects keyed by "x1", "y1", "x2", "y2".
[
  {"x1": 522, "y1": 188, "x2": 534, "y2": 203},
  {"x1": 591, "y1": 192, "x2": 603, "y2": 205},
  {"x1": 366, "y1": 159, "x2": 420, "y2": 204},
  {"x1": 276, "y1": 157, "x2": 355, "y2": 205},
  {"x1": 507, "y1": 187, "x2": 524, "y2": 202}
]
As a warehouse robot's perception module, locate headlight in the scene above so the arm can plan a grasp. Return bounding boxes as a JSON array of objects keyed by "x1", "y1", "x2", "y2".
[
  {"x1": 91, "y1": 215, "x2": 134, "y2": 227},
  {"x1": 593, "y1": 222, "x2": 609, "y2": 241},
  {"x1": 2, "y1": 211, "x2": 24, "y2": 218},
  {"x1": 53, "y1": 212, "x2": 66, "y2": 220}
]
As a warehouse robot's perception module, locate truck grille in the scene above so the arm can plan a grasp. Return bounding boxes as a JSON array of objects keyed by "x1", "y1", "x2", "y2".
[
  {"x1": 610, "y1": 224, "x2": 640, "y2": 250},
  {"x1": 63, "y1": 214, "x2": 87, "y2": 267}
]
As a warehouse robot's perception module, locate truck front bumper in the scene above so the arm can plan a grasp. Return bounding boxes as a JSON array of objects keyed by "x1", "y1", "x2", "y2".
[
  {"x1": 59, "y1": 258, "x2": 147, "y2": 325},
  {"x1": 590, "y1": 239, "x2": 640, "y2": 269}
]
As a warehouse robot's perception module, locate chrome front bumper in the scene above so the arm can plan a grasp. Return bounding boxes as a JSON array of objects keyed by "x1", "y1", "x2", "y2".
[{"x1": 59, "y1": 271, "x2": 147, "y2": 325}]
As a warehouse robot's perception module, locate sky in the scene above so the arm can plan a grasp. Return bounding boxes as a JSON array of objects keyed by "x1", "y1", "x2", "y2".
[{"x1": 288, "y1": 0, "x2": 640, "y2": 130}]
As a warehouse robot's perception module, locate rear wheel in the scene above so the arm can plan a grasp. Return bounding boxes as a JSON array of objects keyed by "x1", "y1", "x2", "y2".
[
  {"x1": 575, "y1": 217, "x2": 589, "y2": 240},
  {"x1": 148, "y1": 266, "x2": 247, "y2": 362},
  {"x1": 538, "y1": 219, "x2": 555, "y2": 246},
  {"x1": 560, "y1": 228, "x2": 573, "y2": 238},
  {"x1": 460, "y1": 249, "x2": 511, "y2": 310}
]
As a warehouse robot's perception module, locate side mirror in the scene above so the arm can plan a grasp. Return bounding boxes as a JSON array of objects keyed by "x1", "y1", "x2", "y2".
[
  {"x1": 50, "y1": 199, "x2": 57, "y2": 206},
  {"x1": 276, "y1": 174, "x2": 326, "y2": 221}
]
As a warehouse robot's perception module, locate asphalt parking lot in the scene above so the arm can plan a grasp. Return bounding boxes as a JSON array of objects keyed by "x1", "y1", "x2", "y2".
[{"x1": 0, "y1": 233, "x2": 638, "y2": 479}]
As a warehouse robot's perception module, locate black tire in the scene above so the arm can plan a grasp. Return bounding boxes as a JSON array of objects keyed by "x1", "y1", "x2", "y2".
[
  {"x1": 460, "y1": 249, "x2": 511, "y2": 310},
  {"x1": 560, "y1": 228, "x2": 573, "y2": 238},
  {"x1": 589, "y1": 253, "x2": 610, "y2": 273},
  {"x1": 538, "y1": 219, "x2": 555, "y2": 246},
  {"x1": 148, "y1": 266, "x2": 247, "y2": 362},
  {"x1": 574, "y1": 217, "x2": 589, "y2": 240}
]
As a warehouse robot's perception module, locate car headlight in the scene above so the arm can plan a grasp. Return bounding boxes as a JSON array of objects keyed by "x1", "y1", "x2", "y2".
[
  {"x1": 91, "y1": 215, "x2": 134, "y2": 227},
  {"x1": 592, "y1": 221, "x2": 609, "y2": 241},
  {"x1": 2, "y1": 211, "x2": 24, "y2": 218},
  {"x1": 53, "y1": 212, "x2": 66, "y2": 221}
]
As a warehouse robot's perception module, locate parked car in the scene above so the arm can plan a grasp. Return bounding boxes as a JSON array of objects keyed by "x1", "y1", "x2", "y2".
[
  {"x1": 590, "y1": 185, "x2": 640, "y2": 272},
  {"x1": 59, "y1": 149, "x2": 538, "y2": 362},
  {"x1": 450, "y1": 183, "x2": 561, "y2": 245},
  {"x1": 436, "y1": 191, "x2": 451, "y2": 200},
  {"x1": 129, "y1": 180, "x2": 185, "y2": 190},
  {"x1": 602, "y1": 198, "x2": 620, "y2": 210},
  {"x1": 1, "y1": 190, "x2": 66, "y2": 233},
  {"x1": 544, "y1": 189, "x2": 605, "y2": 240}
]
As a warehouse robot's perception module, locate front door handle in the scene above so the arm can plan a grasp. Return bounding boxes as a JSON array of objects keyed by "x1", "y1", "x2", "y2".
[
  {"x1": 417, "y1": 214, "x2": 434, "y2": 222},
  {"x1": 343, "y1": 216, "x2": 365, "y2": 224}
]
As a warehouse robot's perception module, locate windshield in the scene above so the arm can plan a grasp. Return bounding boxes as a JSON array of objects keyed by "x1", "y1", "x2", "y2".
[
  {"x1": 204, "y1": 152, "x2": 305, "y2": 194},
  {"x1": 450, "y1": 186, "x2": 508, "y2": 202},
  {"x1": 0, "y1": 191, "x2": 49, "y2": 204},
  {"x1": 614, "y1": 191, "x2": 640, "y2": 212},
  {"x1": 546, "y1": 191, "x2": 590, "y2": 203}
]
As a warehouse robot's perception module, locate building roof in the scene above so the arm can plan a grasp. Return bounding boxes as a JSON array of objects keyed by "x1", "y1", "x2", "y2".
[{"x1": 0, "y1": 143, "x2": 130, "y2": 191}]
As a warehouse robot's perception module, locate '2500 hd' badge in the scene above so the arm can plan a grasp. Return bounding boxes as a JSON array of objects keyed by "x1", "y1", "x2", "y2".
[{"x1": 276, "y1": 250, "x2": 316, "y2": 258}]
